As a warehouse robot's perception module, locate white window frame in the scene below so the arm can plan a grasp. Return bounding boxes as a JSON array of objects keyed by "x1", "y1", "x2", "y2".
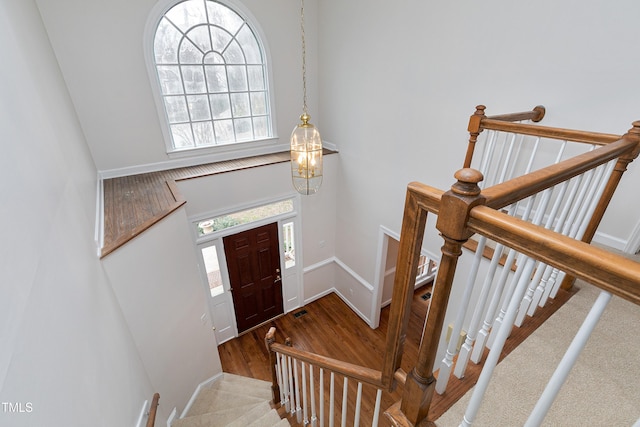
[{"x1": 143, "y1": 0, "x2": 279, "y2": 160}]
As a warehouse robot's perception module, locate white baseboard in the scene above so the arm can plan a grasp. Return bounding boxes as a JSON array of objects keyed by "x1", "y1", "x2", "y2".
[
  {"x1": 625, "y1": 219, "x2": 640, "y2": 254},
  {"x1": 179, "y1": 373, "x2": 224, "y2": 419},
  {"x1": 593, "y1": 230, "x2": 627, "y2": 252},
  {"x1": 135, "y1": 399, "x2": 149, "y2": 427},
  {"x1": 303, "y1": 287, "x2": 335, "y2": 306},
  {"x1": 166, "y1": 407, "x2": 178, "y2": 427},
  {"x1": 302, "y1": 256, "x2": 375, "y2": 326},
  {"x1": 333, "y1": 288, "x2": 372, "y2": 326},
  {"x1": 303, "y1": 285, "x2": 373, "y2": 327}
]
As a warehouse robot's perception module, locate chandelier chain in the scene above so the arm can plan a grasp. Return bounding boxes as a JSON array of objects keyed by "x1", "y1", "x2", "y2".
[{"x1": 300, "y1": 0, "x2": 308, "y2": 115}]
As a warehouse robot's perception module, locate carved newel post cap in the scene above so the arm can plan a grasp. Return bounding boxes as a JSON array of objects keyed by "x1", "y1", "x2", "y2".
[
  {"x1": 474, "y1": 105, "x2": 486, "y2": 115},
  {"x1": 452, "y1": 168, "x2": 484, "y2": 197}
]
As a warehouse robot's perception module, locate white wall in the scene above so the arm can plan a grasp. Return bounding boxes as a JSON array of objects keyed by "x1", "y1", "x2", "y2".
[
  {"x1": 102, "y1": 207, "x2": 221, "y2": 417},
  {"x1": 0, "y1": 1, "x2": 156, "y2": 425},
  {"x1": 318, "y1": 0, "x2": 640, "y2": 315},
  {"x1": 35, "y1": 0, "x2": 316, "y2": 173}
]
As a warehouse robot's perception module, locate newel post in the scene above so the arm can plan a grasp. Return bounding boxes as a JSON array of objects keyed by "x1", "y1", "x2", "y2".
[
  {"x1": 265, "y1": 327, "x2": 281, "y2": 404},
  {"x1": 463, "y1": 105, "x2": 487, "y2": 169},
  {"x1": 401, "y1": 168, "x2": 485, "y2": 426}
]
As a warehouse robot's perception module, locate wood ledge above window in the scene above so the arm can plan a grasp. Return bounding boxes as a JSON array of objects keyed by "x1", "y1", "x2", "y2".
[{"x1": 100, "y1": 149, "x2": 337, "y2": 258}]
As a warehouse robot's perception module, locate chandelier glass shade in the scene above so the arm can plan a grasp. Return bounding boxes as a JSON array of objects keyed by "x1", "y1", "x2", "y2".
[{"x1": 291, "y1": 113, "x2": 323, "y2": 195}]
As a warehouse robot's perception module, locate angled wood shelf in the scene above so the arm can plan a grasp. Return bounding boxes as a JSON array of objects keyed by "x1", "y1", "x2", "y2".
[{"x1": 101, "y1": 149, "x2": 337, "y2": 258}]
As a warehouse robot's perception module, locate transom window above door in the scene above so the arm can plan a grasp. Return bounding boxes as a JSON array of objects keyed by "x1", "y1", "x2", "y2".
[
  {"x1": 149, "y1": 0, "x2": 273, "y2": 153},
  {"x1": 196, "y1": 198, "x2": 293, "y2": 237}
]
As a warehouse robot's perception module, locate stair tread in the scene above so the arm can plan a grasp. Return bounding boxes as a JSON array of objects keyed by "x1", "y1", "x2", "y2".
[
  {"x1": 186, "y1": 388, "x2": 267, "y2": 417},
  {"x1": 173, "y1": 402, "x2": 264, "y2": 427},
  {"x1": 223, "y1": 401, "x2": 274, "y2": 427},
  {"x1": 178, "y1": 373, "x2": 283, "y2": 425},
  {"x1": 220, "y1": 372, "x2": 272, "y2": 389},
  {"x1": 174, "y1": 403, "x2": 281, "y2": 427},
  {"x1": 209, "y1": 377, "x2": 272, "y2": 400},
  {"x1": 245, "y1": 408, "x2": 282, "y2": 427}
]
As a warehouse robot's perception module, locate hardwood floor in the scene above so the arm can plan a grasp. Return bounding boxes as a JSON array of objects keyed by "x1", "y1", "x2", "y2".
[{"x1": 218, "y1": 283, "x2": 576, "y2": 426}]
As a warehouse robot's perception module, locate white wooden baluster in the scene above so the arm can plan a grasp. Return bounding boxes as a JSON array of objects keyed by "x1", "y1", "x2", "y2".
[
  {"x1": 353, "y1": 382, "x2": 363, "y2": 426},
  {"x1": 436, "y1": 235, "x2": 488, "y2": 393},
  {"x1": 310, "y1": 364, "x2": 318, "y2": 427},
  {"x1": 524, "y1": 291, "x2": 612, "y2": 427},
  {"x1": 471, "y1": 244, "x2": 516, "y2": 363},
  {"x1": 487, "y1": 250, "x2": 528, "y2": 349},
  {"x1": 294, "y1": 358, "x2": 302, "y2": 423},
  {"x1": 288, "y1": 356, "x2": 296, "y2": 416},
  {"x1": 487, "y1": 191, "x2": 539, "y2": 348},
  {"x1": 496, "y1": 132, "x2": 520, "y2": 184},
  {"x1": 515, "y1": 187, "x2": 556, "y2": 326},
  {"x1": 454, "y1": 132, "x2": 530, "y2": 370},
  {"x1": 455, "y1": 241, "x2": 505, "y2": 378},
  {"x1": 319, "y1": 369, "x2": 325, "y2": 427},
  {"x1": 470, "y1": 197, "x2": 520, "y2": 361},
  {"x1": 329, "y1": 372, "x2": 335, "y2": 427},
  {"x1": 568, "y1": 163, "x2": 608, "y2": 240},
  {"x1": 341, "y1": 377, "x2": 348, "y2": 427},
  {"x1": 483, "y1": 131, "x2": 517, "y2": 186},
  {"x1": 302, "y1": 362, "x2": 309, "y2": 425},
  {"x1": 514, "y1": 141, "x2": 567, "y2": 324},
  {"x1": 531, "y1": 161, "x2": 611, "y2": 315},
  {"x1": 371, "y1": 389, "x2": 383, "y2": 427},
  {"x1": 459, "y1": 257, "x2": 538, "y2": 427},
  {"x1": 544, "y1": 163, "x2": 597, "y2": 301},
  {"x1": 276, "y1": 352, "x2": 285, "y2": 408},
  {"x1": 547, "y1": 161, "x2": 614, "y2": 301},
  {"x1": 483, "y1": 135, "x2": 542, "y2": 345},
  {"x1": 281, "y1": 354, "x2": 291, "y2": 412},
  {"x1": 527, "y1": 179, "x2": 571, "y2": 315},
  {"x1": 539, "y1": 174, "x2": 584, "y2": 306},
  {"x1": 474, "y1": 130, "x2": 498, "y2": 176}
]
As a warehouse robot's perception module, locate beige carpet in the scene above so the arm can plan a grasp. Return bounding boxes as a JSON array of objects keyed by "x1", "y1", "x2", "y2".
[
  {"x1": 173, "y1": 373, "x2": 289, "y2": 427},
  {"x1": 436, "y1": 281, "x2": 640, "y2": 427}
]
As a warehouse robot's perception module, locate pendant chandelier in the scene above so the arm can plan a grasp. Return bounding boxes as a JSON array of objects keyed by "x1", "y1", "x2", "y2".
[{"x1": 290, "y1": 0, "x2": 322, "y2": 195}]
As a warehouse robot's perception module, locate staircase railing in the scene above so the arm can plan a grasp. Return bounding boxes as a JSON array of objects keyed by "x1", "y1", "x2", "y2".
[
  {"x1": 391, "y1": 117, "x2": 640, "y2": 425},
  {"x1": 265, "y1": 106, "x2": 640, "y2": 426},
  {"x1": 266, "y1": 328, "x2": 386, "y2": 426},
  {"x1": 146, "y1": 393, "x2": 160, "y2": 427}
]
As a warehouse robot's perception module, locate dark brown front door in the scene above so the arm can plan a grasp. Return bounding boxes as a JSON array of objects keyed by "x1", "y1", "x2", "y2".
[{"x1": 223, "y1": 222, "x2": 283, "y2": 333}]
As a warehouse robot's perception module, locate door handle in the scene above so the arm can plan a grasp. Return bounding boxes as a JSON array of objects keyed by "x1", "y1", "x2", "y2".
[{"x1": 274, "y1": 275, "x2": 281, "y2": 283}]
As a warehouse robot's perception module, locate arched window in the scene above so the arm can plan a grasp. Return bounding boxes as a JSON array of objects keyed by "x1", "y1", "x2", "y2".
[{"x1": 148, "y1": 0, "x2": 273, "y2": 153}]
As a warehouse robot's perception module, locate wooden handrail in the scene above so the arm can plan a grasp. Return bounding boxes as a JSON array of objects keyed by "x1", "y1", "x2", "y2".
[
  {"x1": 269, "y1": 342, "x2": 384, "y2": 389},
  {"x1": 146, "y1": 393, "x2": 160, "y2": 427},
  {"x1": 481, "y1": 136, "x2": 639, "y2": 209},
  {"x1": 468, "y1": 206, "x2": 640, "y2": 305},
  {"x1": 485, "y1": 105, "x2": 546, "y2": 123},
  {"x1": 480, "y1": 119, "x2": 621, "y2": 145}
]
